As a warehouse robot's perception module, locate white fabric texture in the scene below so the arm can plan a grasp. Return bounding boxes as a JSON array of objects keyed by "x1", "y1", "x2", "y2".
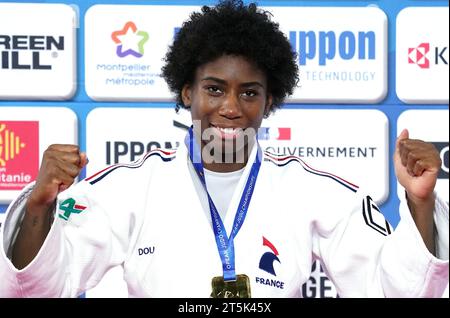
[{"x1": 0, "y1": 142, "x2": 448, "y2": 298}]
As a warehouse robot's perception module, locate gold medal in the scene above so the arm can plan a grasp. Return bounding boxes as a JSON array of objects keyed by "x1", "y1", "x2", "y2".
[{"x1": 211, "y1": 274, "x2": 251, "y2": 298}]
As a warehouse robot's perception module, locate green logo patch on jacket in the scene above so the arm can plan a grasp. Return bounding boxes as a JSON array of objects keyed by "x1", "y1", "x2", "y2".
[{"x1": 58, "y1": 198, "x2": 87, "y2": 221}]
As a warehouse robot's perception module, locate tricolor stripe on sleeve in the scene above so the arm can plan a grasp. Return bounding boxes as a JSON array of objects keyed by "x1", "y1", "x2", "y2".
[
  {"x1": 85, "y1": 149, "x2": 176, "y2": 185},
  {"x1": 264, "y1": 151, "x2": 359, "y2": 193}
]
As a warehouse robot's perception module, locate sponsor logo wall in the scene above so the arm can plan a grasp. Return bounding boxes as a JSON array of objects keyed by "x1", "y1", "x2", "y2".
[
  {"x1": 272, "y1": 6, "x2": 387, "y2": 103},
  {"x1": 0, "y1": 0, "x2": 448, "y2": 298},
  {"x1": 84, "y1": 5, "x2": 199, "y2": 101},
  {"x1": 0, "y1": 107, "x2": 78, "y2": 203},
  {"x1": 260, "y1": 109, "x2": 388, "y2": 204},
  {"x1": 396, "y1": 7, "x2": 449, "y2": 104},
  {"x1": 86, "y1": 108, "x2": 188, "y2": 172},
  {"x1": 0, "y1": 3, "x2": 76, "y2": 99}
]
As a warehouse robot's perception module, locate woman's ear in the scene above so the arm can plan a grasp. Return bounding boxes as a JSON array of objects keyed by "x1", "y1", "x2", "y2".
[
  {"x1": 264, "y1": 94, "x2": 273, "y2": 117},
  {"x1": 181, "y1": 84, "x2": 192, "y2": 108}
]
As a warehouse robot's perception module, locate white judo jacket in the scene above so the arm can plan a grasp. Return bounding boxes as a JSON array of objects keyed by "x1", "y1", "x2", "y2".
[{"x1": 0, "y1": 142, "x2": 448, "y2": 297}]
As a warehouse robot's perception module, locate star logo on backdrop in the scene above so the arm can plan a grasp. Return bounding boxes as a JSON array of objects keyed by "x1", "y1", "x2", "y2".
[{"x1": 111, "y1": 21, "x2": 149, "y2": 58}]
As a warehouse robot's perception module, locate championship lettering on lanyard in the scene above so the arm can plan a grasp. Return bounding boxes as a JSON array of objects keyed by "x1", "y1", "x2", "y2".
[{"x1": 185, "y1": 127, "x2": 262, "y2": 298}]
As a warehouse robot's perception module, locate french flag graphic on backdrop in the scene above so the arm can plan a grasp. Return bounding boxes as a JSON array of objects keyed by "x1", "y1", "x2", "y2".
[{"x1": 258, "y1": 127, "x2": 291, "y2": 140}]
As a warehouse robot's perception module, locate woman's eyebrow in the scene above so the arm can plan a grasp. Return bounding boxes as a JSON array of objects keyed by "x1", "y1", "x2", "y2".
[{"x1": 201, "y1": 76, "x2": 264, "y2": 88}]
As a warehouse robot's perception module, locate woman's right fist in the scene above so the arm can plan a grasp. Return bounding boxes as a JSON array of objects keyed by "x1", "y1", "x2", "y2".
[{"x1": 27, "y1": 144, "x2": 88, "y2": 209}]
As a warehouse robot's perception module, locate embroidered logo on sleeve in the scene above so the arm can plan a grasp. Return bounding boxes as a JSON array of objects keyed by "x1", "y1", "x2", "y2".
[
  {"x1": 58, "y1": 198, "x2": 87, "y2": 221},
  {"x1": 362, "y1": 195, "x2": 392, "y2": 236}
]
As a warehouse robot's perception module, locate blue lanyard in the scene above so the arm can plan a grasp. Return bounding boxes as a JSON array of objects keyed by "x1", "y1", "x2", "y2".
[{"x1": 185, "y1": 127, "x2": 262, "y2": 281}]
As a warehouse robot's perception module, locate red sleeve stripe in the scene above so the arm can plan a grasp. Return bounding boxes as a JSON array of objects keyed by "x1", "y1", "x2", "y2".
[
  {"x1": 264, "y1": 151, "x2": 359, "y2": 193},
  {"x1": 85, "y1": 149, "x2": 176, "y2": 185}
]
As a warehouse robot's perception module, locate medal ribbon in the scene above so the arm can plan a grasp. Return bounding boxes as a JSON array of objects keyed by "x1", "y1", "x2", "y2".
[{"x1": 185, "y1": 127, "x2": 261, "y2": 281}]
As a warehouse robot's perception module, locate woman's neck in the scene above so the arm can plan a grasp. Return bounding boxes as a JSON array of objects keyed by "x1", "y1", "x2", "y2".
[
  {"x1": 203, "y1": 161, "x2": 247, "y2": 173},
  {"x1": 201, "y1": 142, "x2": 254, "y2": 173}
]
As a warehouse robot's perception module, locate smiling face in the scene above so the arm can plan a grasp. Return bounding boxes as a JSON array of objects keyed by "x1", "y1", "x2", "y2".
[{"x1": 182, "y1": 54, "x2": 273, "y2": 172}]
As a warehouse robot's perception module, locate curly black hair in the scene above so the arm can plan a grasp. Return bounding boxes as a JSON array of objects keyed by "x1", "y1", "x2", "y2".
[{"x1": 161, "y1": 0, "x2": 299, "y2": 115}]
